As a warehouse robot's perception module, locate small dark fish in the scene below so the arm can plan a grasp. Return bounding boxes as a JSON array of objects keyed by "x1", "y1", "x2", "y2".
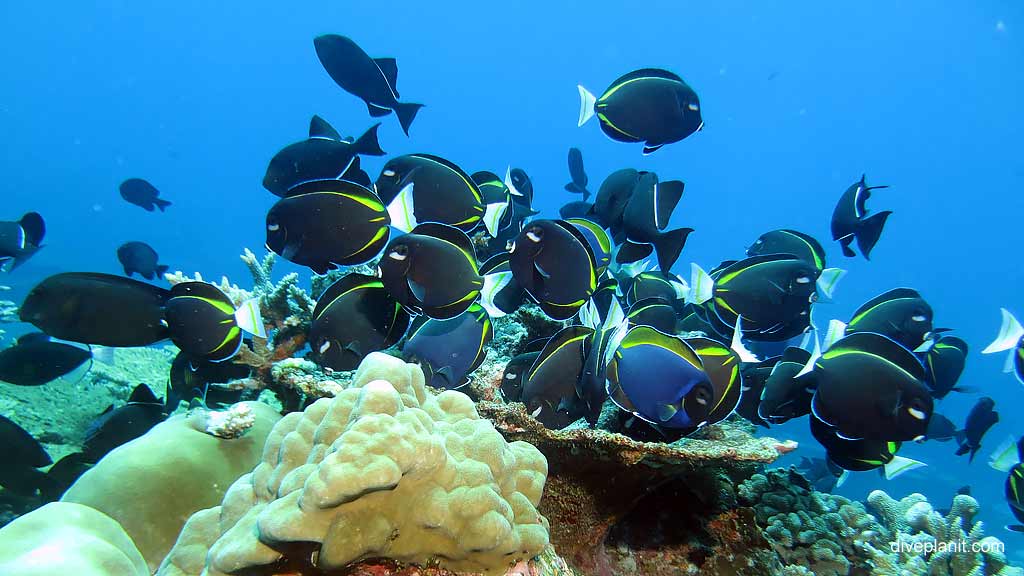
[
  {"x1": 0, "y1": 211, "x2": 45, "y2": 271},
  {"x1": 522, "y1": 325, "x2": 592, "y2": 428},
  {"x1": 831, "y1": 174, "x2": 891, "y2": 259},
  {"x1": 164, "y1": 282, "x2": 265, "y2": 363},
  {"x1": 757, "y1": 346, "x2": 814, "y2": 424},
  {"x1": 116, "y1": 241, "x2": 169, "y2": 281},
  {"x1": 501, "y1": 351, "x2": 540, "y2": 403},
  {"x1": 313, "y1": 34, "x2": 424, "y2": 135},
  {"x1": 20, "y1": 272, "x2": 171, "y2": 347},
  {"x1": 265, "y1": 179, "x2": 391, "y2": 274},
  {"x1": 809, "y1": 332, "x2": 933, "y2": 442},
  {"x1": 590, "y1": 168, "x2": 645, "y2": 230},
  {"x1": 0, "y1": 414, "x2": 52, "y2": 496},
  {"x1": 310, "y1": 273, "x2": 411, "y2": 371},
  {"x1": 565, "y1": 147, "x2": 590, "y2": 200},
  {"x1": 378, "y1": 223, "x2": 484, "y2": 320},
  {"x1": 166, "y1": 351, "x2": 250, "y2": 409},
  {"x1": 845, "y1": 288, "x2": 934, "y2": 351},
  {"x1": 622, "y1": 271, "x2": 687, "y2": 309},
  {"x1": 263, "y1": 118, "x2": 385, "y2": 196},
  {"x1": 796, "y1": 456, "x2": 844, "y2": 493},
  {"x1": 922, "y1": 336, "x2": 970, "y2": 398},
  {"x1": 508, "y1": 220, "x2": 597, "y2": 321},
  {"x1": 40, "y1": 452, "x2": 92, "y2": 502},
  {"x1": 82, "y1": 383, "x2": 167, "y2": 463},
  {"x1": 810, "y1": 414, "x2": 923, "y2": 478},
  {"x1": 376, "y1": 154, "x2": 486, "y2": 233},
  {"x1": 925, "y1": 412, "x2": 958, "y2": 442},
  {"x1": 403, "y1": 303, "x2": 492, "y2": 389},
  {"x1": 620, "y1": 172, "x2": 692, "y2": 272},
  {"x1": 956, "y1": 397, "x2": 998, "y2": 463},
  {"x1": 578, "y1": 68, "x2": 703, "y2": 154},
  {"x1": 0, "y1": 333, "x2": 92, "y2": 386},
  {"x1": 119, "y1": 178, "x2": 171, "y2": 212},
  {"x1": 606, "y1": 326, "x2": 713, "y2": 431},
  {"x1": 736, "y1": 356, "x2": 780, "y2": 428}
]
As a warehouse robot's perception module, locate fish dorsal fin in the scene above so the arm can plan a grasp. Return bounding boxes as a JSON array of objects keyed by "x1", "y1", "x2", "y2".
[
  {"x1": 308, "y1": 115, "x2": 341, "y2": 140},
  {"x1": 850, "y1": 288, "x2": 923, "y2": 320},
  {"x1": 374, "y1": 57, "x2": 399, "y2": 94},
  {"x1": 608, "y1": 68, "x2": 684, "y2": 89},
  {"x1": 410, "y1": 223, "x2": 478, "y2": 262},
  {"x1": 16, "y1": 332, "x2": 51, "y2": 346},
  {"x1": 828, "y1": 332, "x2": 926, "y2": 381},
  {"x1": 780, "y1": 346, "x2": 813, "y2": 366},
  {"x1": 982, "y1": 308, "x2": 1024, "y2": 354},
  {"x1": 128, "y1": 383, "x2": 161, "y2": 405},
  {"x1": 615, "y1": 240, "x2": 654, "y2": 264},
  {"x1": 652, "y1": 180, "x2": 684, "y2": 231},
  {"x1": 169, "y1": 281, "x2": 234, "y2": 310},
  {"x1": 313, "y1": 272, "x2": 381, "y2": 320}
]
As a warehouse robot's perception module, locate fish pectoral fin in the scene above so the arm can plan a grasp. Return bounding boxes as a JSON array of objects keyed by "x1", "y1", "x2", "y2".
[
  {"x1": 642, "y1": 143, "x2": 664, "y2": 155},
  {"x1": 407, "y1": 277, "x2": 427, "y2": 303},
  {"x1": 656, "y1": 403, "x2": 678, "y2": 423}
]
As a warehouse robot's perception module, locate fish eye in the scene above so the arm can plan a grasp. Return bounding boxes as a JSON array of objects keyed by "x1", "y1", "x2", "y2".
[
  {"x1": 505, "y1": 372, "x2": 517, "y2": 380},
  {"x1": 388, "y1": 244, "x2": 409, "y2": 261},
  {"x1": 911, "y1": 314, "x2": 927, "y2": 322},
  {"x1": 382, "y1": 169, "x2": 396, "y2": 177},
  {"x1": 267, "y1": 222, "x2": 280, "y2": 232},
  {"x1": 907, "y1": 405, "x2": 927, "y2": 420},
  {"x1": 796, "y1": 276, "x2": 811, "y2": 284},
  {"x1": 319, "y1": 341, "x2": 331, "y2": 354},
  {"x1": 526, "y1": 227, "x2": 544, "y2": 243},
  {"x1": 687, "y1": 103, "x2": 699, "y2": 111}
]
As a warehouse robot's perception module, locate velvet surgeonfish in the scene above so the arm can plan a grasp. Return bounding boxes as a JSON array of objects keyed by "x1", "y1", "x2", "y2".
[
  {"x1": 313, "y1": 34, "x2": 423, "y2": 135},
  {"x1": 746, "y1": 229, "x2": 845, "y2": 300},
  {"x1": 508, "y1": 219, "x2": 598, "y2": 321},
  {"x1": 922, "y1": 335, "x2": 970, "y2": 398},
  {"x1": 0, "y1": 211, "x2": 45, "y2": 272},
  {"x1": 309, "y1": 273, "x2": 411, "y2": 371},
  {"x1": 263, "y1": 116, "x2": 385, "y2": 196},
  {"x1": 839, "y1": 288, "x2": 937, "y2": 352},
  {"x1": 982, "y1": 308, "x2": 1024, "y2": 385},
  {"x1": 0, "y1": 333, "x2": 92, "y2": 386},
  {"x1": 265, "y1": 178, "x2": 391, "y2": 274},
  {"x1": 807, "y1": 332, "x2": 933, "y2": 442},
  {"x1": 164, "y1": 282, "x2": 266, "y2": 363},
  {"x1": 81, "y1": 384, "x2": 167, "y2": 463},
  {"x1": 810, "y1": 414, "x2": 925, "y2": 479},
  {"x1": 21, "y1": 272, "x2": 171, "y2": 347},
  {"x1": 402, "y1": 303, "x2": 492, "y2": 390},
  {"x1": 757, "y1": 346, "x2": 815, "y2": 425},
  {"x1": 0, "y1": 414, "x2": 53, "y2": 497},
  {"x1": 578, "y1": 68, "x2": 703, "y2": 155},
  {"x1": 831, "y1": 174, "x2": 891, "y2": 260},
  {"x1": 378, "y1": 223, "x2": 486, "y2": 320},
  {"x1": 685, "y1": 336, "x2": 743, "y2": 426}
]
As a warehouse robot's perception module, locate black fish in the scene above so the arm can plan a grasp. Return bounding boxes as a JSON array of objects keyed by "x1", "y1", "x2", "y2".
[
  {"x1": 810, "y1": 414, "x2": 923, "y2": 478},
  {"x1": 956, "y1": 397, "x2": 998, "y2": 463},
  {"x1": 559, "y1": 200, "x2": 593, "y2": 220},
  {"x1": 747, "y1": 229, "x2": 827, "y2": 271},
  {"x1": 0, "y1": 333, "x2": 92, "y2": 386},
  {"x1": 620, "y1": 172, "x2": 692, "y2": 272},
  {"x1": 119, "y1": 178, "x2": 171, "y2": 212},
  {"x1": 20, "y1": 272, "x2": 171, "y2": 347},
  {"x1": 403, "y1": 303, "x2": 492, "y2": 389},
  {"x1": 82, "y1": 383, "x2": 167, "y2": 463},
  {"x1": 922, "y1": 336, "x2": 970, "y2": 398},
  {"x1": 313, "y1": 34, "x2": 424, "y2": 135},
  {"x1": 1005, "y1": 437, "x2": 1024, "y2": 531},
  {"x1": 623, "y1": 271, "x2": 687, "y2": 309},
  {"x1": 0, "y1": 211, "x2": 45, "y2": 271},
  {"x1": 310, "y1": 273, "x2": 410, "y2": 371},
  {"x1": 809, "y1": 332, "x2": 933, "y2": 442},
  {"x1": 508, "y1": 168, "x2": 534, "y2": 207},
  {"x1": 565, "y1": 147, "x2": 590, "y2": 200},
  {"x1": 831, "y1": 174, "x2": 891, "y2": 259},
  {"x1": 736, "y1": 356, "x2": 780, "y2": 428},
  {"x1": 164, "y1": 282, "x2": 265, "y2": 363},
  {"x1": 263, "y1": 118, "x2": 385, "y2": 196},
  {"x1": 758, "y1": 346, "x2": 814, "y2": 424},
  {"x1": 626, "y1": 298, "x2": 680, "y2": 334},
  {"x1": 578, "y1": 68, "x2": 703, "y2": 154},
  {"x1": 40, "y1": 452, "x2": 92, "y2": 502},
  {"x1": 522, "y1": 325, "x2": 592, "y2": 428},
  {"x1": 116, "y1": 241, "x2": 169, "y2": 281},
  {"x1": 265, "y1": 178, "x2": 391, "y2": 274},
  {"x1": 589, "y1": 168, "x2": 645, "y2": 230},
  {"x1": 166, "y1": 351, "x2": 250, "y2": 409},
  {"x1": 376, "y1": 153, "x2": 486, "y2": 233},
  {"x1": 478, "y1": 253, "x2": 525, "y2": 317},
  {"x1": 845, "y1": 288, "x2": 934, "y2": 351},
  {"x1": 925, "y1": 412, "x2": 958, "y2": 442},
  {"x1": 501, "y1": 351, "x2": 540, "y2": 403},
  {"x1": 0, "y1": 414, "x2": 52, "y2": 496},
  {"x1": 378, "y1": 223, "x2": 484, "y2": 320},
  {"x1": 686, "y1": 337, "x2": 743, "y2": 426},
  {"x1": 508, "y1": 219, "x2": 597, "y2": 321},
  {"x1": 566, "y1": 218, "x2": 612, "y2": 277}
]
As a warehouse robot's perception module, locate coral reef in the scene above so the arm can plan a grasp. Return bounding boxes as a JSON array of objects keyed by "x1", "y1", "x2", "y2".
[
  {"x1": 158, "y1": 353, "x2": 550, "y2": 576},
  {"x1": 62, "y1": 401, "x2": 281, "y2": 571},
  {"x1": 192, "y1": 402, "x2": 258, "y2": 439},
  {"x1": 479, "y1": 400, "x2": 797, "y2": 575},
  {"x1": 0, "y1": 501, "x2": 149, "y2": 576}
]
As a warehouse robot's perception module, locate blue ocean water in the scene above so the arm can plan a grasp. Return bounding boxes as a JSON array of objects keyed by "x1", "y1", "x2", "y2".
[{"x1": 1, "y1": 0, "x2": 1022, "y2": 548}]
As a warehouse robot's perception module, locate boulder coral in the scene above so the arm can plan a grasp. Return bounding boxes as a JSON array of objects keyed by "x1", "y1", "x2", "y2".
[{"x1": 157, "y1": 352, "x2": 550, "y2": 576}]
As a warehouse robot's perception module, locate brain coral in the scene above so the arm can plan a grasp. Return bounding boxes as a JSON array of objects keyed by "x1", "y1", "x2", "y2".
[{"x1": 158, "y1": 352, "x2": 549, "y2": 576}]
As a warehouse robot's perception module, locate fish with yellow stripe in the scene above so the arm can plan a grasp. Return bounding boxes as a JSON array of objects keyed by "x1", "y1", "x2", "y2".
[
  {"x1": 309, "y1": 272, "x2": 411, "y2": 371},
  {"x1": 578, "y1": 68, "x2": 703, "y2": 155},
  {"x1": 745, "y1": 228, "x2": 846, "y2": 301},
  {"x1": 508, "y1": 219, "x2": 598, "y2": 321},
  {"x1": 402, "y1": 303, "x2": 492, "y2": 390},
  {"x1": 164, "y1": 282, "x2": 266, "y2": 363},
  {"x1": 810, "y1": 413, "x2": 925, "y2": 480},
  {"x1": 265, "y1": 178, "x2": 391, "y2": 274},
  {"x1": 376, "y1": 153, "x2": 495, "y2": 234},
  {"x1": 994, "y1": 436, "x2": 1024, "y2": 532}
]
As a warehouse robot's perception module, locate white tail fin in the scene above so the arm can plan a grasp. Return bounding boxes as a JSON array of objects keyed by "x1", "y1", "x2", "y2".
[
  {"x1": 816, "y1": 268, "x2": 846, "y2": 301},
  {"x1": 822, "y1": 319, "x2": 847, "y2": 351},
  {"x1": 483, "y1": 201, "x2": 509, "y2": 237},
  {"x1": 836, "y1": 469, "x2": 849, "y2": 488},
  {"x1": 989, "y1": 435, "x2": 1020, "y2": 472},
  {"x1": 504, "y1": 166, "x2": 523, "y2": 197},
  {"x1": 883, "y1": 455, "x2": 926, "y2": 480},
  {"x1": 687, "y1": 263, "x2": 714, "y2": 304},
  {"x1": 91, "y1": 345, "x2": 116, "y2": 365},
  {"x1": 577, "y1": 85, "x2": 597, "y2": 127},
  {"x1": 670, "y1": 274, "x2": 690, "y2": 300},
  {"x1": 730, "y1": 317, "x2": 759, "y2": 362},
  {"x1": 983, "y1": 308, "x2": 1024, "y2": 354},
  {"x1": 796, "y1": 333, "x2": 821, "y2": 377},
  {"x1": 479, "y1": 272, "x2": 514, "y2": 319},
  {"x1": 235, "y1": 298, "x2": 266, "y2": 339},
  {"x1": 602, "y1": 298, "x2": 626, "y2": 332},
  {"x1": 579, "y1": 299, "x2": 600, "y2": 330},
  {"x1": 386, "y1": 182, "x2": 418, "y2": 232}
]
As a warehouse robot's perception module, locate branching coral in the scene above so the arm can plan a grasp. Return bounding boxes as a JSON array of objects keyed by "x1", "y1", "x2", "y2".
[{"x1": 157, "y1": 353, "x2": 550, "y2": 576}]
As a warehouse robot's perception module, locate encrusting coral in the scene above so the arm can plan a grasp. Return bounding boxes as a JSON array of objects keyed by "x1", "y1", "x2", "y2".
[{"x1": 157, "y1": 352, "x2": 550, "y2": 576}]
